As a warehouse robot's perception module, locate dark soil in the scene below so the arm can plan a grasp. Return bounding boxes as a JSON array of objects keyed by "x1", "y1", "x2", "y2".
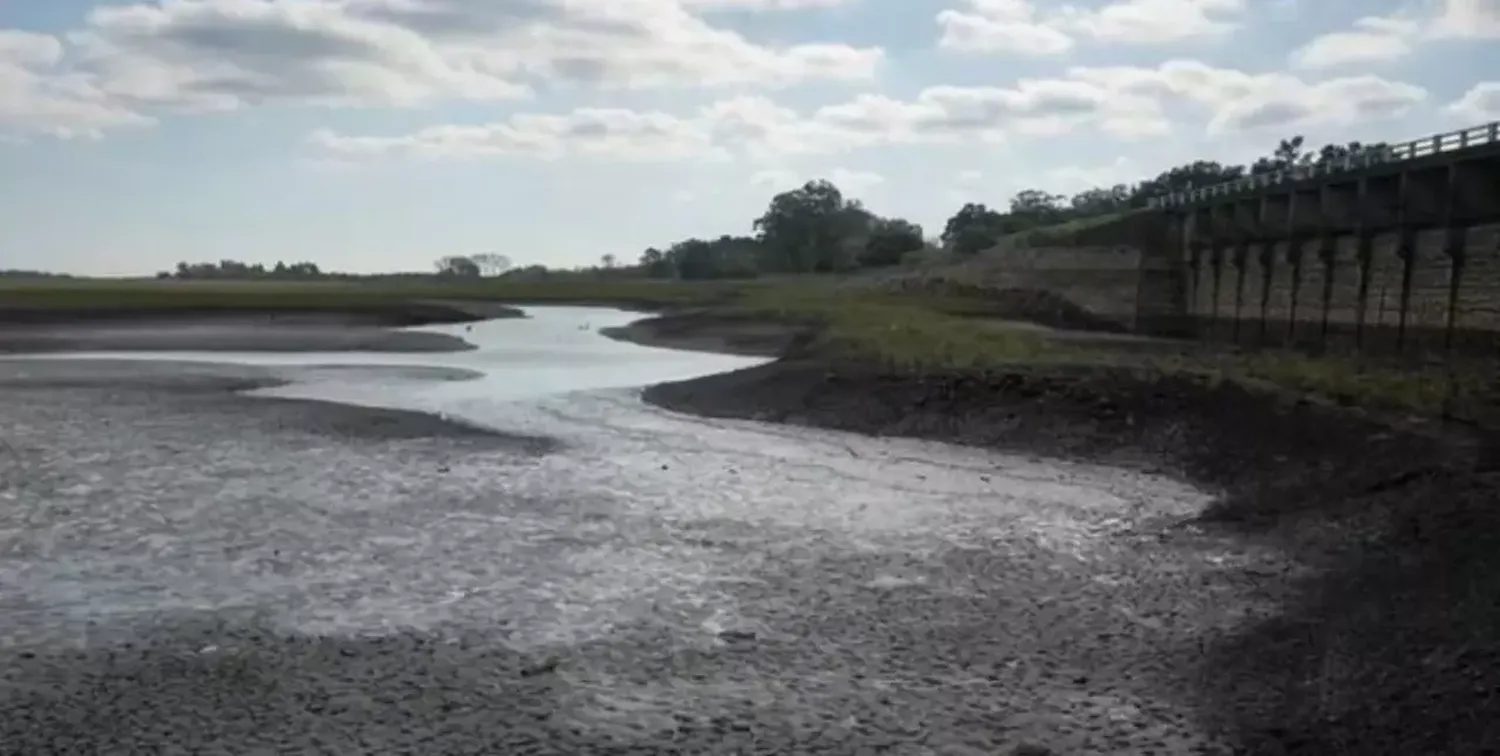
[{"x1": 632, "y1": 343, "x2": 1500, "y2": 753}]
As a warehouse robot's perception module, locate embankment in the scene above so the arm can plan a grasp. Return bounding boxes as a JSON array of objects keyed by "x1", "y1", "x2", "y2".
[
  {"x1": 0, "y1": 300, "x2": 524, "y2": 353},
  {"x1": 610, "y1": 308, "x2": 1500, "y2": 755}
]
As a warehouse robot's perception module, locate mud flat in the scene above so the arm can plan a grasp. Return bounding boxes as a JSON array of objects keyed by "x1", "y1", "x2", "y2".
[
  {"x1": 0, "y1": 357, "x2": 1239, "y2": 755},
  {"x1": 0, "y1": 299, "x2": 525, "y2": 354},
  {"x1": 613, "y1": 311, "x2": 1500, "y2": 755}
]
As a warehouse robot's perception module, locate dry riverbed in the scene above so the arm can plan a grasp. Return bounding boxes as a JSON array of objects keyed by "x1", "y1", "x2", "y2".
[{"x1": 1, "y1": 307, "x2": 1496, "y2": 755}]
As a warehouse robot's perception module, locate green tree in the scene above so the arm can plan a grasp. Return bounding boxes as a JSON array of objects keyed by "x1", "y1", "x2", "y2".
[
  {"x1": 861, "y1": 217, "x2": 925, "y2": 267},
  {"x1": 940, "y1": 203, "x2": 1006, "y2": 257},
  {"x1": 753, "y1": 179, "x2": 865, "y2": 273},
  {"x1": 435, "y1": 256, "x2": 481, "y2": 277}
]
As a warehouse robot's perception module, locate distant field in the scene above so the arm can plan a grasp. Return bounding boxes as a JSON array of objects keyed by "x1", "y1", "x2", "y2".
[{"x1": 0, "y1": 277, "x2": 741, "y2": 311}]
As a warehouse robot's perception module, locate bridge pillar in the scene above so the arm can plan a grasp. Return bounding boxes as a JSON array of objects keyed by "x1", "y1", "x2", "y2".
[
  {"x1": 1442, "y1": 163, "x2": 1470, "y2": 353},
  {"x1": 1284, "y1": 190, "x2": 1308, "y2": 345},
  {"x1": 1394, "y1": 172, "x2": 1417, "y2": 352},
  {"x1": 1319, "y1": 183, "x2": 1359, "y2": 349}
]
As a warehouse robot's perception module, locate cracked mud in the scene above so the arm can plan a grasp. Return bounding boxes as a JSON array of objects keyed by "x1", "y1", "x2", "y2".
[{"x1": 0, "y1": 326, "x2": 1288, "y2": 754}]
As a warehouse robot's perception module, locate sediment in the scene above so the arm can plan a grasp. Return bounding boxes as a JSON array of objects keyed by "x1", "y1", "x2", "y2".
[
  {"x1": 614, "y1": 311, "x2": 1500, "y2": 754},
  {"x1": 0, "y1": 300, "x2": 525, "y2": 353}
]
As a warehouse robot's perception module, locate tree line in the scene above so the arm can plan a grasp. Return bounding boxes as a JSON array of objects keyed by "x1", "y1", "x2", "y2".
[
  {"x1": 152, "y1": 134, "x2": 1388, "y2": 283},
  {"x1": 620, "y1": 135, "x2": 1393, "y2": 280}
]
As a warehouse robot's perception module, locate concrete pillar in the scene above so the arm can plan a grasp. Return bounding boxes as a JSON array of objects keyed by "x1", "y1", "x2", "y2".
[
  {"x1": 1354, "y1": 177, "x2": 1377, "y2": 349},
  {"x1": 1285, "y1": 190, "x2": 1304, "y2": 343},
  {"x1": 1443, "y1": 164, "x2": 1469, "y2": 353},
  {"x1": 1318, "y1": 235, "x2": 1338, "y2": 346},
  {"x1": 1395, "y1": 172, "x2": 1415, "y2": 352},
  {"x1": 1233, "y1": 242, "x2": 1251, "y2": 342}
]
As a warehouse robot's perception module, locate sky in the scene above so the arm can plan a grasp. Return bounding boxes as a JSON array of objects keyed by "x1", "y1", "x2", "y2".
[{"x1": 1, "y1": 0, "x2": 1498, "y2": 276}]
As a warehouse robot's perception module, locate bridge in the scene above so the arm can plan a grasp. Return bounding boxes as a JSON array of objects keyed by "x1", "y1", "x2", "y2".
[{"x1": 1139, "y1": 121, "x2": 1500, "y2": 358}]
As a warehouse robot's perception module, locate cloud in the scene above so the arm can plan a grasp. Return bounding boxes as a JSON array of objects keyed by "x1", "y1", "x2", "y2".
[
  {"x1": 1290, "y1": 0, "x2": 1499, "y2": 72},
  {"x1": 828, "y1": 167, "x2": 883, "y2": 194},
  {"x1": 1290, "y1": 16, "x2": 1416, "y2": 70},
  {"x1": 308, "y1": 105, "x2": 725, "y2": 161},
  {"x1": 5, "y1": 0, "x2": 881, "y2": 130},
  {"x1": 936, "y1": 0, "x2": 1245, "y2": 54},
  {"x1": 310, "y1": 73, "x2": 1178, "y2": 161},
  {"x1": 1431, "y1": 0, "x2": 1500, "y2": 38},
  {"x1": 1446, "y1": 82, "x2": 1500, "y2": 121},
  {"x1": 1068, "y1": 61, "x2": 1427, "y2": 134},
  {"x1": 312, "y1": 59, "x2": 1434, "y2": 161},
  {"x1": 0, "y1": 30, "x2": 150, "y2": 138}
]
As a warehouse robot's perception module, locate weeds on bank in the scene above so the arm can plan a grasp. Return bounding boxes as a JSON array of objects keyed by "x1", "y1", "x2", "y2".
[{"x1": 0, "y1": 277, "x2": 736, "y2": 310}]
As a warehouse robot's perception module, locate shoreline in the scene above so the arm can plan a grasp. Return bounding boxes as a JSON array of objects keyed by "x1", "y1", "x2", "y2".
[
  {"x1": 0, "y1": 300, "x2": 528, "y2": 354},
  {"x1": 604, "y1": 309, "x2": 1500, "y2": 753}
]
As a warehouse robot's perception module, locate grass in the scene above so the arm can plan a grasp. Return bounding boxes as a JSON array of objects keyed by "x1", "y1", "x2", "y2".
[
  {"x1": 988, "y1": 209, "x2": 1147, "y2": 251},
  {"x1": 0, "y1": 276, "x2": 738, "y2": 311},
  {"x1": 4, "y1": 274, "x2": 1491, "y2": 424}
]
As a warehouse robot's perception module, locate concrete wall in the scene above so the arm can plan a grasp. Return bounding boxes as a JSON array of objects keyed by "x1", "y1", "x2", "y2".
[{"x1": 1180, "y1": 222, "x2": 1500, "y2": 359}]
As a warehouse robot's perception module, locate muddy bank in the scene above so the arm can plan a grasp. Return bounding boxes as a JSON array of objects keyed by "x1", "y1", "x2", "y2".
[
  {"x1": 641, "y1": 356, "x2": 1500, "y2": 753},
  {"x1": 600, "y1": 309, "x2": 811, "y2": 357},
  {"x1": 0, "y1": 320, "x2": 482, "y2": 353},
  {"x1": 0, "y1": 299, "x2": 524, "y2": 327},
  {"x1": 2, "y1": 357, "x2": 1236, "y2": 754},
  {"x1": 0, "y1": 299, "x2": 526, "y2": 353}
]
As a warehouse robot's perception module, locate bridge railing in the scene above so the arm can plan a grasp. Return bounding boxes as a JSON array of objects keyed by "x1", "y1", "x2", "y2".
[{"x1": 1148, "y1": 120, "x2": 1500, "y2": 208}]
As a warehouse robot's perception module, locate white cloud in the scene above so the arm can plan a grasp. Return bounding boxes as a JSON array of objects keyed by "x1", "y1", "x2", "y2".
[
  {"x1": 0, "y1": 29, "x2": 150, "y2": 138},
  {"x1": 1446, "y1": 82, "x2": 1500, "y2": 121},
  {"x1": 311, "y1": 59, "x2": 1435, "y2": 161},
  {"x1": 309, "y1": 105, "x2": 725, "y2": 161},
  {"x1": 1290, "y1": 16, "x2": 1416, "y2": 70},
  {"x1": 936, "y1": 0, "x2": 1244, "y2": 54},
  {"x1": 1069, "y1": 61, "x2": 1427, "y2": 134},
  {"x1": 936, "y1": 0, "x2": 1073, "y2": 55},
  {"x1": 1431, "y1": 0, "x2": 1500, "y2": 38},
  {"x1": 1055, "y1": 0, "x2": 1244, "y2": 44},
  {"x1": 828, "y1": 167, "x2": 883, "y2": 194},
  {"x1": 4, "y1": 0, "x2": 881, "y2": 130},
  {"x1": 311, "y1": 73, "x2": 1179, "y2": 161}
]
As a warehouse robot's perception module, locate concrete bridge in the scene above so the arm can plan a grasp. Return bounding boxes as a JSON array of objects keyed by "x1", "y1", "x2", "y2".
[{"x1": 1143, "y1": 121, "x2": 1500, "y2": 359}]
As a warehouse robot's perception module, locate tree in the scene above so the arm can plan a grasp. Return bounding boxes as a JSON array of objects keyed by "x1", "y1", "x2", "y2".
[
  {"x1": 753, "y1": 179, "x2": 865, "y2": 273},
  {"x1": 435, "y1": 255, "x2": 481, "y2": 277},
  {"x1": 471, "y1": 253, "x2": 511, "y2": 276},
  {"x1": 639, "y1": 247, "x2": 673, "y2": 278},
  {"x1": 940, "y1": 203, "x2": 1006, "y2": 257},
  {"x1": 861, "y1": 217, "x2": 924, "y2": 267},
  {"x1": 600, "y1": 253, "x2": 617, "y2": 269}
]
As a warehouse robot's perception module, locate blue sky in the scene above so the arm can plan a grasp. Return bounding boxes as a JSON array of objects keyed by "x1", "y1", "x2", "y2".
[{"x1": 2, "y1": 0, "x2": 1498, "y2": 276}]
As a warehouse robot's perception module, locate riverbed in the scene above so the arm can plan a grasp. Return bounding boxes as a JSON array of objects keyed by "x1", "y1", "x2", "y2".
[{"x1": 0, "y1": 306, "x2": 1269, "y2": 754}]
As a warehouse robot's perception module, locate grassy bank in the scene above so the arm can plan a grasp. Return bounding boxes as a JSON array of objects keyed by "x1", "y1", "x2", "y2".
[{"x1": 4, "y1": 276, "x2": 1492, "y2": 425}]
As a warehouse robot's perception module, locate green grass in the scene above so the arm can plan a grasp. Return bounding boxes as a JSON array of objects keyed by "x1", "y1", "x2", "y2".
[
  {"x1": 5, "y1": 275, "x2": 1492, "y2": 423},
  {"x1": 989, "y1": 209, "x2": 1148, "y2": 251},
  {"x1": 0, "y1": 277, "x2": 738, "y2": 311},
  {"x1": 1230, "y1": 351, "x2": 1493, "y2": 418}
]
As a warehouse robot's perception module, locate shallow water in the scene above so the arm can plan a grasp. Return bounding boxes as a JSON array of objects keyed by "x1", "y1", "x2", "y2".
[{"x1": 0, "y1": 306, "x2": 1249, "y2": 753}]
